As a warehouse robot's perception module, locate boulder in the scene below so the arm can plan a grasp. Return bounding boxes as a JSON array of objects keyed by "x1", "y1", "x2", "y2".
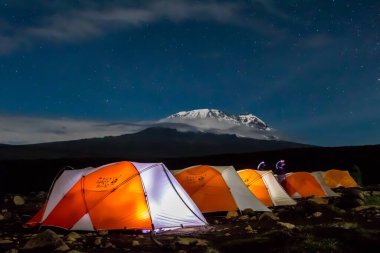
[
  {"x1": 23, "y1": 229, "x2": 70, "y2": 251},
  {"x1": 65, "y1": 232, "x2": 81, "y2": 242}
]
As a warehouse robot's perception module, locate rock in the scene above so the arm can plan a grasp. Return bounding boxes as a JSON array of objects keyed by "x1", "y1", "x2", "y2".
[
  {"x1": 105, "y1": 242, "x2": 116, "y2": 248},
  {"x1": 312, "y1": 212, "x2": 322, "y2": 218},
  {"x1": 0, "y1": 239, "x2": 13, "y2": 244},
  {"x1": 346, "y1": 189, "x2": 365, "y2": 200},
  {"x1": 176, "y1": 237, "x2": 208, "y2": 246},
  {"x1": 6, "y1": 249, "x2": 18, "y2": 253},
  {"x1": 250, "y1": 216, "x2": 257, "y2": 221},
  {"x1": 277, "y1": 221, "x2": 296, "y2": 230},
  {"x1": 224, "y1": 233, "x2": 231, "y2": 236},
  {"x1": 178, "y1": 250, "x2": 187, "y2": 253},
  {"x1": 23, "y1": 229, "x2": 69, "y2": 251},
  {"x1": 13, "y1": 196, "x2": 25, "y2": 206},
  {"x1": 241, "y1": 208, "x2": 255, "y2": 216},
  {"x1": 67, "y1": 250, "x2": 84, "y2": 253},
  {"x1": 93, "y1": 237, "x2": 102, "y2": 246},
  {"x1": 0, "y1": 213, "x2": 5, "y2": 221},
  {"x1": 65, "y1": 232, "x2": 81, "y2": 242},
  {"x1": 205, "y1": 247, "x2": 220, "y2": 253},
  {"x1": 98, "y1": 230, "x2": 108, "y2": 235},
  {"x1": 245, "y1": 225, "x2": 254, "y2": 233},
  {"x1": 259, "y1": 212, "x2": 280, "y2": 221},
  {"x1": 308, "y1": 197, "x2": 328, "y2": 205},
  {"x1": 226, "y1": 211, "x2": 238, "y2": 219},
  {"x1": 238, "y1": 215, "x2": 249, "y2": 221},
  {"x1": 136, "y1": 235, "x2": 144, "y2": 239},
  {"x1": 132, "y1": 240, "x2": 140, "y2": 246},
  {"x1": 353, "y1": 205, "x2": 380, "y2": 212}
]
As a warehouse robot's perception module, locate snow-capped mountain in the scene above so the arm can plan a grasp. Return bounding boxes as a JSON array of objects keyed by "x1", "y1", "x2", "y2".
[
  {"x1": 167, "y1": 109, "x2": 270, "y2": 130},
  {"x1": 0, "y1": 109, "x2": 279, "y2": 144},
  {"x1": 159, "y1": 109, "x2": 278, "y2": 140}
]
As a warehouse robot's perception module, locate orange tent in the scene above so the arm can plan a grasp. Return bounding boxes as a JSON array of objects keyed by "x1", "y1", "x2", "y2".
[
  {"x1": 172, "y1": 165, "x2": 269, "y2": 213},
  {"x1": 26, "y1": 162, "x2": 207, "y2": 231},
  {"x1": 314, "y1": 169, "x2": 359, "y2": 188},
  {"x1": 281, "y1": 172, "x2": 338, "y2": 198},
  {"x1": 238, "y1": 169, "x2": 296, "y2": 206}
]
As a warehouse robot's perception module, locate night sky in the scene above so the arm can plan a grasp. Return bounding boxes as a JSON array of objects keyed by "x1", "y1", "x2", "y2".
[{"x1": 0, "y1": 0, "x2": 379, "y2": 146}]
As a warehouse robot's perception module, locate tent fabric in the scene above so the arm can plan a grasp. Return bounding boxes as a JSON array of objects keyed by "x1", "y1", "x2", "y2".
[
  {"x1": 172, "y1": 165, "x2": 270, "y2": 213},
  {"x1": 26, "y1": 161, "x2": 207, "y2": 231},
  {"x1": 238, "y1": 169, "x2": 296, "y2": 206},
  {"x1": 282, "y1": 172, "x2": 338, "y2": 198},
  {"x1": 313, "y1": 169, "x2": 359, "y2": 189}
]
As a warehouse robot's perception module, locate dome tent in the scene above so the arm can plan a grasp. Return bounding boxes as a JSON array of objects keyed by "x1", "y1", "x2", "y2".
[
  {"x1": 172, "y1": 165, "x2": 270, "y2": 213},
  {"x1": 313, "y1": 169, "x2": 359, "y2": 189},
  {"x1": 281, "y1": 172, "x2": 338, "y2": 198},
  {"x1": 238, "y1": 169, "x2": 296, "y2": 206},
  {"x1": 26, "y1": 161, "x2": 207, "y2": 231}
]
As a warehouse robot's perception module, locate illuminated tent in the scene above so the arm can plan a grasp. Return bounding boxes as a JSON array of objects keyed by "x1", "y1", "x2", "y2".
[
  {"x1": 312, "y1": 169, "x2": 359, "y2": 189},
  {"x1": 238, "y1": 169, "x2": 296, "y2": 206},
  {"x1": 172, "y1": 165, "x2": 270, "y2": 213},
  {"x1": 26, "y1": 161, "x2": 207, "y2": 231},
  {"x1": 281, "y1": 172, "x2": 338, "y2": 198}
]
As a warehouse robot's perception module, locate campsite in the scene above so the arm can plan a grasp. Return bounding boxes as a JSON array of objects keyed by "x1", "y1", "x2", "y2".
[
  {"x1": 1, "y1": 144, "x2": 380, "y2": 253},
  {"x1": 1, "y1": 1, "x2": 380, "y2": 252}
]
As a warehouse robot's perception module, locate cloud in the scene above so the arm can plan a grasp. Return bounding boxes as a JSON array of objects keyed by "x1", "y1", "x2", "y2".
[
  {"x1": 0, "y1": 0, "x2": 243, "y2": 53},
  {"x1": 0, "y1": 115, "x2": 147, "y2": 144},
  {"x1": 253, "y1": 0, "x2": 289, "y2": 20}
]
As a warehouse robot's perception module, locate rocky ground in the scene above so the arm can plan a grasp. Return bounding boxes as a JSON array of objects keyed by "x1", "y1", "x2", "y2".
[{"x1": 1, "y1": 187, "x2": 380, "y2": 253}]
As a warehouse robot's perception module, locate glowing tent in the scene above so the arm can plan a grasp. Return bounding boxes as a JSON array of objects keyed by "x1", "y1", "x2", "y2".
[
  {"x1": 26, "y1": 161, "x2": 207, "y2": 231},
  {"x1": 312, "y1": 169, "x2": 359, "y2": 189},
  {"x1": 172, "y1": 165, "x2": 270, "y2": 213},
  {"x1": 281, "y1": 172, "x2": 338, "y2": 198},
  {"x1": 238, "y1": 169, "x2": 296, "y2": 206}
]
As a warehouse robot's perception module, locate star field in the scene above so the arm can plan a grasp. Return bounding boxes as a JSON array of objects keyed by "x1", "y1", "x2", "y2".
[{"x1": 0, "y1": 0, "x2": 379, "y2": 146}]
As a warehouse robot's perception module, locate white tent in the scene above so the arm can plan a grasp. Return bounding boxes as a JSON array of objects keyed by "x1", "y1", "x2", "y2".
[
  {"x1": 238, "y1": 169, "x2": 296, "y2": 206},
  {"x1": 26, "y1": 161, "x2": 207, "y2": 231},
  {"x1": 172, "y1": 165, "x2": 270, "y2": 213}
]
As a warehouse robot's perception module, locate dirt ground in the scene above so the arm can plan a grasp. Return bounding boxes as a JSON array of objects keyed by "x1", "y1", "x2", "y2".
[{"x1": 1, "y1": 187, "x2": 380, "y2": 253}]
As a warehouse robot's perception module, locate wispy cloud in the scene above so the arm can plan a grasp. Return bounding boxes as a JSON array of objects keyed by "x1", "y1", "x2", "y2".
[
  {"x1": 0, "y1": 0, "x2": 297, "y2": 54},
  {"x1": 0, "y1": 0, "x2": 243, "y2": 54},
  {"x1": 0, "y1": 115, "x2": 146, "y2": 144}
]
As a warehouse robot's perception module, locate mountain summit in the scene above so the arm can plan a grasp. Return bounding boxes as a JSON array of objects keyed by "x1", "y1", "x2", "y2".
[
  {"x1": 160, "y1": 109, "x2": 277, "y2": 140},
  {"x1": 167, "y1": 109, "x2": 270, "y2": 131}
]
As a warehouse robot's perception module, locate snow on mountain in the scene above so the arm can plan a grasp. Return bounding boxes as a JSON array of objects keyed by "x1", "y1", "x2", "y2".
[
  {"x1": 0, "y1": 109, "x2": 278, "y2": 144},
  {"x1": 167, "y1": 109, "x2": 270, "y2": 130},
  {"x1": 160, "y1": 109, "x2": 278, "y2": 140}
]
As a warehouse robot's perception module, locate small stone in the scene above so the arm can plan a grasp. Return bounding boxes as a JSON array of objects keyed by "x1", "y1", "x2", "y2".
[
  {"x1": 104, "y1": 242, "x2": 115, "y2": 248},
  {"x1": 224, "y1": 233, "x2": 231, "y2": 236},
  {"x1": 239, "y1": 215, "x2": 249, "y2": 221},
  {"x1": 13, "y1": 196, "x2": 25, "y2": 206},
  {"x1": 250, "y1": 216, "x2": 257, "y2": 221},
  {"x1": 308, "y1": 197, "x2": 328, "y2": 205},
  {"x1": 259, "y1": 211, "x2": 279, "y2": 221},
  {"x1": 241, "y1": 208, "x2": 255, "y2": 216},
  {"x1": 312, "y1": 212, "x2": 322, "y2": 218},
  {"x1": 226, "y1": 211, "x2": 238, "y2": 219},
  {"x1": 277, "y1": 221, "x2": 296, "y2": 230},
  {"x1": 65, "y1": 232, "x2": 81, "y2": 242},
  {"x1": 132, "y1": 240, "x2": 140, "y2": 246},
  {"x1": 137, "y1": 235, "x2": 144, "y2": 239},
  {"x1": 178, "y1": 250, "x2": 187, "y2": 253},
  {"x1": 98, "y1": 230, "x2": 108, "y2": 235},
  {"x1": 0, "y1": 213, "x2": 5, "y2": 221},
  {"x1": 245, "y1": 225, "x2": 254, "y2": 233},
  {"x1": 93, "y1": 237, "x2": 102, "y2": 246}
]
